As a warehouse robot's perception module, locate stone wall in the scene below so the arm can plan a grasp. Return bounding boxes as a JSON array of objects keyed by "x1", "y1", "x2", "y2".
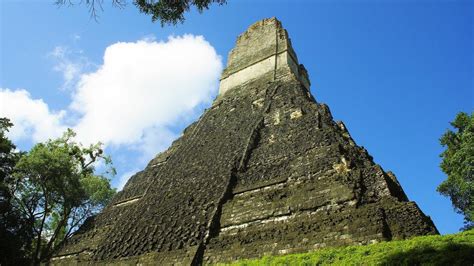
[{"x1": 203, "y1": 77, "x2": 437, "y2": 263}]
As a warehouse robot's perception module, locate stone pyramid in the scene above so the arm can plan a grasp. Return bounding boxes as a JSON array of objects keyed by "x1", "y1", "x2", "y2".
[{"x1": 53, "y1": 18, "x2": 438, "y2": 265}]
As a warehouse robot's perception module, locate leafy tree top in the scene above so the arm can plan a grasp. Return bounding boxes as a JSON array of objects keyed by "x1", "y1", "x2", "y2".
[
  {"x1": 11, "y1": 128, "x2": 116, "y2": 263},
  {"x1": 56, "y1": 0, "x2": 227, "y2": 25},
  {"x1": 438, "y1": 112, "x2": 474, "y2": 230}
]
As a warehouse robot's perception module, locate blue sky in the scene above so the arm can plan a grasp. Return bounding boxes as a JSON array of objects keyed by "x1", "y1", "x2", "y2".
[{"x1": 0, "y1": 0, "x2": 472, "y2": 235}]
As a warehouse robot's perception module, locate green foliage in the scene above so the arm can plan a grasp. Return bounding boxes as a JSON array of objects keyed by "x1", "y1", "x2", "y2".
[
  {"x1": 0, "y1": 118, "x2": 31, "y2": 265},
  {"x1": 6, "y1": 127, "x2": 116, "y2": 263},
  {"x1": 221, "y1": 230, "x2": 474, "y2": 266},
  {"x1": 134, "y1": 0, "x2": 227, "y2": 25},
  {"x1": 55, "y1": 0, "x2": 227, "y2": 25},
  {"x1": 438, "y1": 112, "x2": 474, "y2": 230}
]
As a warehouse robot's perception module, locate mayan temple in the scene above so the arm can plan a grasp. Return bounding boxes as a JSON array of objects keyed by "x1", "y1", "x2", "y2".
[{"x1": 52, "y1": 18, "x2": 438, "y2": 265}]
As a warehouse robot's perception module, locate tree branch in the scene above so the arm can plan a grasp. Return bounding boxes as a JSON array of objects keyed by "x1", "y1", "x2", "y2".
[
  {"x1": 33, "y1": 185, "x2": 48, "y2": 264},
  {"x1": 41, "y1": 207, "x2": 71, "y2": 261}
]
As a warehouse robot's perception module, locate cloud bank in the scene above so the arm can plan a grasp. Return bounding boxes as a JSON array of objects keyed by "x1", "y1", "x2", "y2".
[
  {"x1": 71, "y1": 35, "x2": 222, "y2": 147},
  {"x1": 0, "y1": 89, "x2": 66, "y2": 142},
  {"x1": 1, "y1": 35, "x2": 222, "y2": 161}
]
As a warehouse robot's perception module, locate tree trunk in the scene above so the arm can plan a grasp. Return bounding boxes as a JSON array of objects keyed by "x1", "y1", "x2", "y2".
[
  {"x1": 33, "y1": 205, "x2": 47, "y2": 265},
  {"x1": 41, "y1": 207, "x2": 70, "y2": 261}
]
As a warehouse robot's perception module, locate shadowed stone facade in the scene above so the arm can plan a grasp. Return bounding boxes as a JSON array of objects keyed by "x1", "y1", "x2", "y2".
[{"x1": 52, "y1": 18, "x2": 438, "y2": 265}]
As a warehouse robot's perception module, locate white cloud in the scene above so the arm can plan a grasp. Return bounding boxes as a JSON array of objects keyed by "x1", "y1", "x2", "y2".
[
  {"x1": 140, "y1": 34, "x2": 157, "y2": 42},
  {"x1": 50, "y1": 45, "x2": 92, "y2": 90},
  {"x1": 71, "y1": 35, "x2": 222, "y2": 149},
  {"x1": 72, "y1": 34, "x2": 81, "y2": 41},
  {"x1": 0, "y1": 89, "x2": 67, "y2": 142}
]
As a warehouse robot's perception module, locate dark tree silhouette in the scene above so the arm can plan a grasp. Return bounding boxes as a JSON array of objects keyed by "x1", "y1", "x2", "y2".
[
  {"x1": 55, "y1": 0, "x2": 227, "y2": 25},
  {"x1": 0, "y1": 118, "x2": 31, "y2": 266}
]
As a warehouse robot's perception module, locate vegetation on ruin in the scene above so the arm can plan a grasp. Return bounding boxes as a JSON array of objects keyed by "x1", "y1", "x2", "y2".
[{"x1": 221, "y1": 229, "x2": 474, "y2": 266}]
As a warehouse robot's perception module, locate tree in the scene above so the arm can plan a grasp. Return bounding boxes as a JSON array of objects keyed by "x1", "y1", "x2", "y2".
[
  {"x1": 10, "y1": 128, "x2": 116, "y2": 264},
  {"x1": 438, "y1": 112, "x2": 474, "y2": 230},
  {"x1": 0, "y1": 118, "x2": 31, "y2": 265},
  {"x1": 55, "y1": 0, "x2": 227, "y2": 25}
]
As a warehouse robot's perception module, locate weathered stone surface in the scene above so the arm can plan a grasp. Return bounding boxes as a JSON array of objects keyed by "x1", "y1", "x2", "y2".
[
  {"x1": 219, "y1": 18, "x2": 310, "y2": 95},
  {"x1": 52, "y1": 17, "x2": 437, "y2": 265}
]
